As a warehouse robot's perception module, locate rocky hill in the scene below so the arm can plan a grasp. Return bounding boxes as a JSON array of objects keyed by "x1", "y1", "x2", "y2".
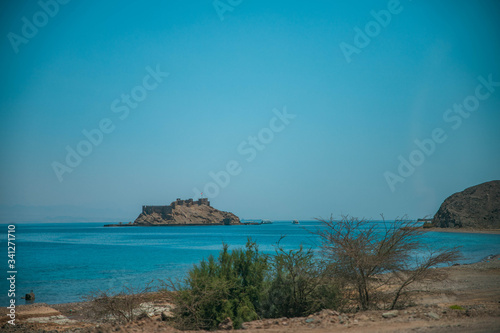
[
  {"x1": 432, "y1": 180, "x2": 500, "y2": 229},
  {"x1": 133, "y1": 198, "x2": 241, "y2": 226}
]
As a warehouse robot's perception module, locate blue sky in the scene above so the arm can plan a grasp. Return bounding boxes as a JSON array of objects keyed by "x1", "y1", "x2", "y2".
[{"x1": 1, "y1": 0, "x2": 499, "y2": 222}]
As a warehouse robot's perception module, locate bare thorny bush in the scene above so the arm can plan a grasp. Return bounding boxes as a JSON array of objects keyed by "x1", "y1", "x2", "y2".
[
  {"x1": 82, "y1": 282, "x2": 154, "y2": 323},
  {"x1": 314, "y1": 215, "x2": 462, "y2": 310}
]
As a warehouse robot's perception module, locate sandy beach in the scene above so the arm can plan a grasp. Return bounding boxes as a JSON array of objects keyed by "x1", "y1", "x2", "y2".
[
  {"x1": 2, "y1": 255, "x2": 499, "y2": 333},
  {"x1": 421, "y1": 227, "x2": 500, "y2": 235}
]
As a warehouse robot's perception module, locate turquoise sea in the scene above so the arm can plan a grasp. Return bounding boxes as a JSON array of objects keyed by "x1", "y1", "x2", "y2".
[{"x1": 1, "y1": 221, "x2": 500, "y2": 306}]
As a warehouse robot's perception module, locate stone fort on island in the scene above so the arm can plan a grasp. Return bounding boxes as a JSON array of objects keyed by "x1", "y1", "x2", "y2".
[
  {"x1": 131, "y1": 197, "x2": 240, "y2": 226},
  {"x1": 141, "y1": 198, "x2": 210, "y2": 216}
]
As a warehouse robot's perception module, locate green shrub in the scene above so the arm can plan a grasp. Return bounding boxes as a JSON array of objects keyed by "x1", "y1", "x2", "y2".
[
  {"x1": 261, "y1": 244, "x2": 341, "y2": 318},
  {"x1": 449, "y1": 304, "x2": 465, "y2": 310},
  {"x1": 170, "y1": 239, "x2": 268, "y2": 330},
  {"x1": 169, "y1": 238, "x2": 341, "y2": 330}
]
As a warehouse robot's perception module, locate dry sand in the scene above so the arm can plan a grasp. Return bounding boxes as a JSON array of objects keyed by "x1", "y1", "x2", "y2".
[{"x1": 421, "y1": 227, "x2": 500, "y2": 235}]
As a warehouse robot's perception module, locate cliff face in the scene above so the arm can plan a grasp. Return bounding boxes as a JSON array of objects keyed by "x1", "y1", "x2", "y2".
[
  {"x1": 432, "y1": 180, "x2": 500, "y2": 229},
  {"x1": 134, "y1": 201, "x2": 240, "y2": 226}
]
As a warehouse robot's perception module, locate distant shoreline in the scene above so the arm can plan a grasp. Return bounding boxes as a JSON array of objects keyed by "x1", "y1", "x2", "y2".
[
  {"x1": 104, "y1": 223, "x2": 237, "y2": 227},
  {"x1": 103, "y1": 222, "x2": 264, "y2": 227},
  {"x1": 421, "y1": 227, "x2": 500, "y2": 235}
]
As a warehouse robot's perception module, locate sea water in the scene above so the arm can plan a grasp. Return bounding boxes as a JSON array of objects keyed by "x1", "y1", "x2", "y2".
[{"x1": 1, "y1": 221, "x2": 499, "y2": 305}]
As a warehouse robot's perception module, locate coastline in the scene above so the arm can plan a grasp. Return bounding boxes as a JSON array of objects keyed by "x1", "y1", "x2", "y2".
[
  {"x1": 3, "y1": 254, "x2": 499, "y2": 332},
  {"x1": 9, "y1": 254, "x2": 499, "y2": 308},
  {"x1": 421, "y1": 227, "x2": 500, "y2": 235},
  {"x1": 4, "y1": 223, "x2": 499, "y2": 332}
]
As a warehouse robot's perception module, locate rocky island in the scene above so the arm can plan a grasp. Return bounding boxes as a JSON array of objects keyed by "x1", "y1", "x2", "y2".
[
  {"x1": 432, "y1": 180, "x2": 500, "y2": 229},
  {"x1": 105, "y1": 198, "x2": 241, "y2": 227}
]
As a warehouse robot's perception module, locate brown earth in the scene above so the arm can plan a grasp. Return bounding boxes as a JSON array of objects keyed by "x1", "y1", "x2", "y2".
[
  {"x1": 421, "y1": 227, "x2": 500, "y2": 235},
  {"x1": 134, "y1": 202, "x2": 241, "y2": 226},
  {"x1": 2, "y1": 257, "x2": 499, "y2": 333},
  {"x1": 432, "y1": 180, "x2": 500, "y2": 229}
]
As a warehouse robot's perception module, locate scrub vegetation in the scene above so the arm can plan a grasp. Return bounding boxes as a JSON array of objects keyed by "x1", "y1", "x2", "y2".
[{"x1": 85, "y1": 216, "x2": 461, "y2": 330}]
